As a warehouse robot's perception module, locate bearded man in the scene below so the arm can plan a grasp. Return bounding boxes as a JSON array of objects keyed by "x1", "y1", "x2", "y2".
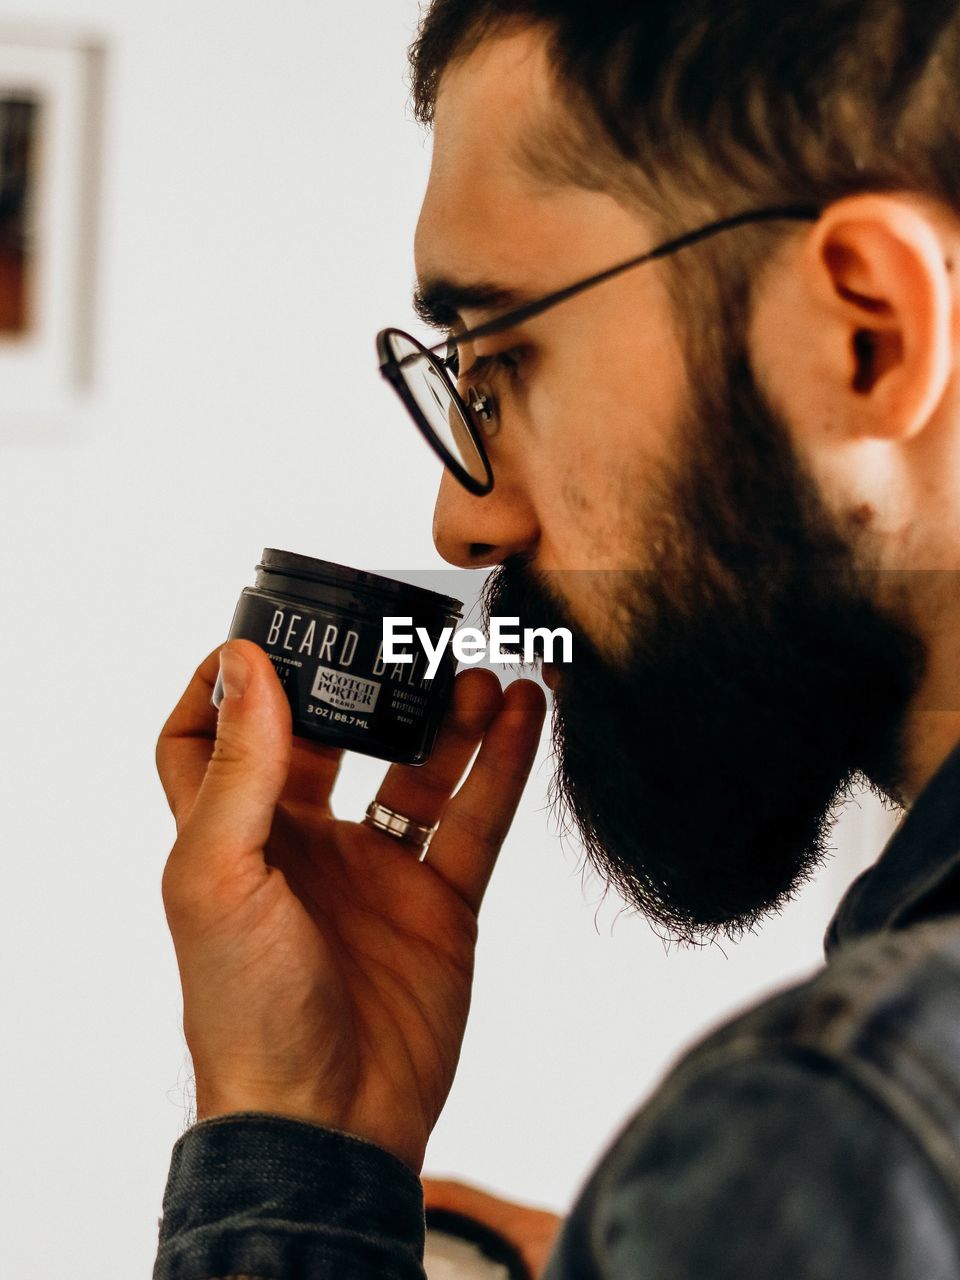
[{"x1": 153, "y1": 3, "x2": 960, "y2": 1277}]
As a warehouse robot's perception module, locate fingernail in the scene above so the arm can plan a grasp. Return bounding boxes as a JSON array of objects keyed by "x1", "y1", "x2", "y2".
[{"x1": 219, "y1": 644, "x2": 251, "y2": 699}]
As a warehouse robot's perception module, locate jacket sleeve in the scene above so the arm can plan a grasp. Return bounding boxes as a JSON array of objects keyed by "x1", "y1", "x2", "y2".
[
  {"x1": 153, "y1": 1112, "x2": 426, "y2": 1280},
  {"x1": 545, "y1": 1051, "x2": 960, "y2": 1280}
]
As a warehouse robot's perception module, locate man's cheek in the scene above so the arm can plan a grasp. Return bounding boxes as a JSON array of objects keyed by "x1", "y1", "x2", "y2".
[{"x1": 560, "y1": 475, "x2": 595, "y2": 519}]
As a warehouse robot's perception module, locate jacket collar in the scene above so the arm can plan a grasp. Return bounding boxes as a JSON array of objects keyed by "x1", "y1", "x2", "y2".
[{"x1": 825, "y1": 737, "x2": 960, "y2": 957}]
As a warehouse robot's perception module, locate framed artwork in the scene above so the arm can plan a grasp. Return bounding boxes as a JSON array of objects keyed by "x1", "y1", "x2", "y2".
[{"x1": 0, "y1": 30, "x2": 103, "y2": 417}]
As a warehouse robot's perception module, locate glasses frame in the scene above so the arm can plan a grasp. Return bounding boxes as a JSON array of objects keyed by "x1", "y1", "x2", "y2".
[
  {"x1": 377, "y1": 203, "x2": 822, "y2": 496},
  {"x1": 377, "y1": 326, "x2": 496, "y2": 495}
]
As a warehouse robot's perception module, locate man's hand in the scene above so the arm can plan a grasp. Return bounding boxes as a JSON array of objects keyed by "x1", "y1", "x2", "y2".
[
  {"x1": 157, "y1": 639, "x2": 546, "y2": 1173},
  {"x1": 424, "y1": 1179, "x2": 563, "y2": 1278}
]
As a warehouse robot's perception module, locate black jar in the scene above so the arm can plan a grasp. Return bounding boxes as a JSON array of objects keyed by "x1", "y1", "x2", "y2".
[{"x1": 214, "y1": 549, "x2": 463, "y2": 765}]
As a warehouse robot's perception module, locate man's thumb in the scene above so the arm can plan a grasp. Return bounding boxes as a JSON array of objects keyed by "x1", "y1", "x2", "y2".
[{"x1": 184, "y1": 640, "x2": 293, "y2": 862}]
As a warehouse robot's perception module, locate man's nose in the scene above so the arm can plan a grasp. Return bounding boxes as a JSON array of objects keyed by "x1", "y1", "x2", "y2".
[{"x1": 432, "y1": 468, "x2": 539, "y2": 568}]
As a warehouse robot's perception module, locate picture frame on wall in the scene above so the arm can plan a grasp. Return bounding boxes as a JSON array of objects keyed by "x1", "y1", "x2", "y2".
[{"x1": 0, "y1": 29, "x2": 103, "y2": 419}]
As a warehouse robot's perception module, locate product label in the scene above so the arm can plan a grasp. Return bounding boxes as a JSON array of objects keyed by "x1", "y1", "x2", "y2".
[
  {"x1": 226, "y1": 587, "x2": 457, "y2": 764},
  {"x1": 309, "y1": 664, "x2": 382, "y2": 713}
]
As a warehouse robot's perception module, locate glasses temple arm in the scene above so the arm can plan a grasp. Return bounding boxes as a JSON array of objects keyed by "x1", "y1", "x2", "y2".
[{"x1": 397, "y1": 204, "x2": 821, "y2": 368}]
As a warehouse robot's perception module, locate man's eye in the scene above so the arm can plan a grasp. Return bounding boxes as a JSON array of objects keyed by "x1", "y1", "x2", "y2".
[{"x1": 489, "y1": 349, "x2": 523, "y2": 375}]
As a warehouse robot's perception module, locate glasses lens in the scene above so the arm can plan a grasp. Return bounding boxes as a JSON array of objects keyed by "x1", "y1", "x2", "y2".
[{"x1": 387, "y1": 332, "x2": 489, "y2": 488}]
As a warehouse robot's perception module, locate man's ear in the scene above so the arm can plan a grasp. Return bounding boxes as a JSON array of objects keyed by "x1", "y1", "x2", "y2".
[{"x1": 755, "y1": 194, "x2": 956, "y2": 444}]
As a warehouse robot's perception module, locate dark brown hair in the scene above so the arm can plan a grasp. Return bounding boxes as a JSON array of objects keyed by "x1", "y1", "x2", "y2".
[
  {"x1": 410, "y1": 1, "x2": 960, "y2": 357},
  {"x1": 410, "y1": 1, "x2": 960, "y2": 214}
]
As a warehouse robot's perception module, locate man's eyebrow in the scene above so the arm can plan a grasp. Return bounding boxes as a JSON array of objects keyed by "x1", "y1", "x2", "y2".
[{"x1": 413, "y1": 277, "x2": 527, "y2": 330}]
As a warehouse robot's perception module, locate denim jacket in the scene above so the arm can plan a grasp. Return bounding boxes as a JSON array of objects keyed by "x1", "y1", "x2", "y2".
[{"x1": 154, "y1": 739, "x2": 960, "y2": 1279}]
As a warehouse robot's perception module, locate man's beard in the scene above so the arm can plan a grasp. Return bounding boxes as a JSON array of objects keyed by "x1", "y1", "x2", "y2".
[{"x1": 482, "y1": 349, "x2": 926, "y2": 946}]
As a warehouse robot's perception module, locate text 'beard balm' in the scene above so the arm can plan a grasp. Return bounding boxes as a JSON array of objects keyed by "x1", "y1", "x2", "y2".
[{"x1": 214, "y1": 549, "x2": 463, "y2": 764}]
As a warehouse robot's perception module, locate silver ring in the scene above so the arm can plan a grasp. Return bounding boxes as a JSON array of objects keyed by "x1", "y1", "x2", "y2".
[{"x1": 363, "y1": 800, "x2": 436, "y2": 852}]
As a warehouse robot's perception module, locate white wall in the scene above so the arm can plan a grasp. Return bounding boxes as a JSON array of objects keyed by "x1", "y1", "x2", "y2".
[{"x1": 0, "y1": 4, "x2": 899, "y2": 1276}]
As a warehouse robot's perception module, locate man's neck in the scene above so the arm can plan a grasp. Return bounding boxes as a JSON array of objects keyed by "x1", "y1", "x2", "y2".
[
  {"x1": 899, "y1": 710, "x2": 960, "y2": 806},
  {"x1": 887, "y1": 574, "x2": 960, "y2": 804}
]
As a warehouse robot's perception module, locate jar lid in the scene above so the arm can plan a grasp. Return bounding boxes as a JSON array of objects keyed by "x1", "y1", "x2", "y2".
[{"x1": 257, "y1": 549, "x2": 463, "y2": 616}]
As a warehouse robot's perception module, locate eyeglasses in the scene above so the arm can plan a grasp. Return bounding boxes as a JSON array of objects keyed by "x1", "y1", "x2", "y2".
[{"x1": 376, "y1": 204, "x2": 821, "y2": 497}]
